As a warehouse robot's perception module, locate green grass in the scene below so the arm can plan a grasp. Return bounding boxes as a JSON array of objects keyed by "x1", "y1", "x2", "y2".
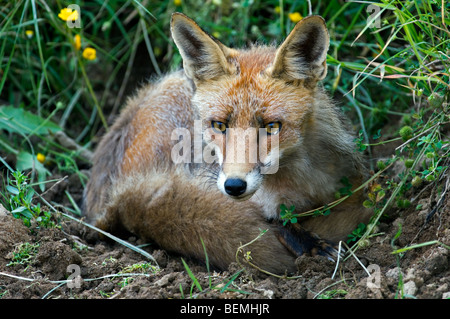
[
  {"x1": 0, "y1": 0, "x2": 449, "y2": 290},
  {"x1": 6, "y1": 242, "x2": 40, "y2": 268}
]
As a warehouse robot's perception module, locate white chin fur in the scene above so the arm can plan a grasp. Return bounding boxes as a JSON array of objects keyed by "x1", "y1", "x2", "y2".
[
  {"x1": 216, "y1": 170, "x2": 227, "y2": 195},
  {"x1": 217, "y1": 169, "x2": 262, "y2": 200}
]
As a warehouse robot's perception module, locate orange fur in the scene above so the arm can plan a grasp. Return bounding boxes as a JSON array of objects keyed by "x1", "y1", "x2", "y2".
[{"x1": 83, "y1": 14, "x2": 372, "y2": 274}]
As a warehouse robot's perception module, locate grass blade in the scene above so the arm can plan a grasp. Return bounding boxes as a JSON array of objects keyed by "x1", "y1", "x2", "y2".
[
  {"x1": 30, "y1": 0, "x2": 50, "y2": 89},
  {"x1": 181, "y1": 258, "x2": 203, "y2": 292},
  {"x1": 392, "y1": 240, "x2": 450, "y2": 254},
  {"x1": 220, "y1": 269, "x2": 243, "y2": 293}
]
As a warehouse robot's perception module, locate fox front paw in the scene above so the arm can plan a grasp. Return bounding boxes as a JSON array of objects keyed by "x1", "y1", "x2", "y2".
[{"x1": 277, "y1": 223, "x2": 340, "y2": 262}]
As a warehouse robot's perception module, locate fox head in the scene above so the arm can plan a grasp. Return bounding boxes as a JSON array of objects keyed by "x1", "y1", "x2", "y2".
[{"x1": 171, "y1": 13, "x2": 330, "y2": 201}]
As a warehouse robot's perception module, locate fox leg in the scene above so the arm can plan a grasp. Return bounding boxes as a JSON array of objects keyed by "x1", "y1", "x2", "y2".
[
  {"x1": 277, "y1": 222, "x2": 340, "y2": 261},
  {"x1": 94, "y1": 168, "x2": 297, "y2": 275}
]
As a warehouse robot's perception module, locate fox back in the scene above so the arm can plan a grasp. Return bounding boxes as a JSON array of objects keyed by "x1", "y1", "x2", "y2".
[{"x1": 83, "y1": 14, "x2": 371, "y2": 274}]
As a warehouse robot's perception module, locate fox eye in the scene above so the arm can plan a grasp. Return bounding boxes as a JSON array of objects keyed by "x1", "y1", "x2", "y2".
[
  {"x1": 264, "y1": 122, "x2": 282, "y2": 135},
  {"x1": 211, "y1": 121, "x2": 227, "y2": 134}
]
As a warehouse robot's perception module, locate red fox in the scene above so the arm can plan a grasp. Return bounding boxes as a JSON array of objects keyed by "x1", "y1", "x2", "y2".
[{"x1": 83, "y1": 13, "x2": 372, "y2": 274}]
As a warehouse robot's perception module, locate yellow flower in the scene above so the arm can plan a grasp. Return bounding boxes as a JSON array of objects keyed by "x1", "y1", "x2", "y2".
[
  {"x1": 58, "y1": 8, "x2": 79, "y2": 22},
  {"x1": 288, "y1": 12, "x2": 303, "y2": 23},
  {"x1": 74, "y1": 34, "x2": 81, "y2": 50},
  {"x1": 174, "y1": 0, "x2": 182, "y2": 6},
  {"x1": 274, "y1": 6, "x2": 281, "y2": 14},
  {"x1": 82, "y1": 47, "x2": 96, "y2": 60},
  {"x1": 25, "y1": 30, "x2": 34, "y2": 39},
  {"x1": 36, "y1": 153, "x2": 46, "y2": 164}
]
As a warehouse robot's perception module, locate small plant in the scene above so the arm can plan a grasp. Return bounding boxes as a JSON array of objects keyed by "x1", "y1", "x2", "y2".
[
  {"x1": 98, "y1": 290, "x2": 113, "y2": 298},
  {"x1": 0, "y1": 288, "x2": 8, "y2": 299},
  {"x1": 118, "y1": 277, "x2": 134, "y2": 288},
  {"x1": 120, "y1": 262, "x2": 159, "y2": 275},
  {"x1": 101, "y1": 256, "x2": 117, "y2": 266},
  {"x1": 114, "y1": 262, "x2": 160, "y2": 289},
  {"x1": 347, "y1": 223, "x2": 367, "y2": 244},
  {"x1": 313, "y1": 205, "x2": 332, "y2": 217},
  {"x1": 317, "y1": 289, "x2": 348, "y2": 299},
  {"x1": 363, "y1": 182, "x2": 386, "y2": 209},
  {"x1": 279, "y1": 204, "x2": 298, "y2": 225},
  {"x1": 355, "y1": 130, "x2": 369, "y2": 152},
  {"x1": 178, "y1": 238, "x2": 250, "y2": 298},
  {"x1": 6, "y1": 242, "x2": 40, "y2": 268},
  {"x1": 3, "y1": 170, "x2": 57, "y2": 228}
]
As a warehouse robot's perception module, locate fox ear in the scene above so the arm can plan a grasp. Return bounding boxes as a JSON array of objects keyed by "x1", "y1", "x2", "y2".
[
  {"x1": 268, "y1": 15, "x2": 329, "y2": 82},
  {"x1": 171, "y1": 13, "x2": 236, "y2": 82}
]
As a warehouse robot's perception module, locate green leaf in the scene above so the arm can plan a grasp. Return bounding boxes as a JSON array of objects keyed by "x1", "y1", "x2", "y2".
[
  {"x1": 372, "y1": 129, "x2": 382, "y2": 140},
  {"x1": 15, "y1": 209, "x2": 33, "y2": 220},
  {"x1": 6, "y1": 185, "x2": 19, "y2": 195},
  {"x1": 0, "y1": 106, "x2": 61, "y2": 135},
  {"x1": 363, "y1": 200, "x2": 374, "y2": 208},
  {"x1": 24, "y1": 189, "x2": 35, "y2": 203},
  {"x1": 11, "y1": 206, "x2": 27, "y2": 213}
]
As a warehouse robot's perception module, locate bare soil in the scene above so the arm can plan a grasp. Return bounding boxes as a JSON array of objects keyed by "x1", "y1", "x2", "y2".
[{"x1": 0, "y1": 167, "x2": 449, "y2": 301}]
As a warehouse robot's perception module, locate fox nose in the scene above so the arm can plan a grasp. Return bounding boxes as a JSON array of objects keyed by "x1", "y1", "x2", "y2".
[{"x1": 224, "y1": 178, "x2": 247, "y2": 196}]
